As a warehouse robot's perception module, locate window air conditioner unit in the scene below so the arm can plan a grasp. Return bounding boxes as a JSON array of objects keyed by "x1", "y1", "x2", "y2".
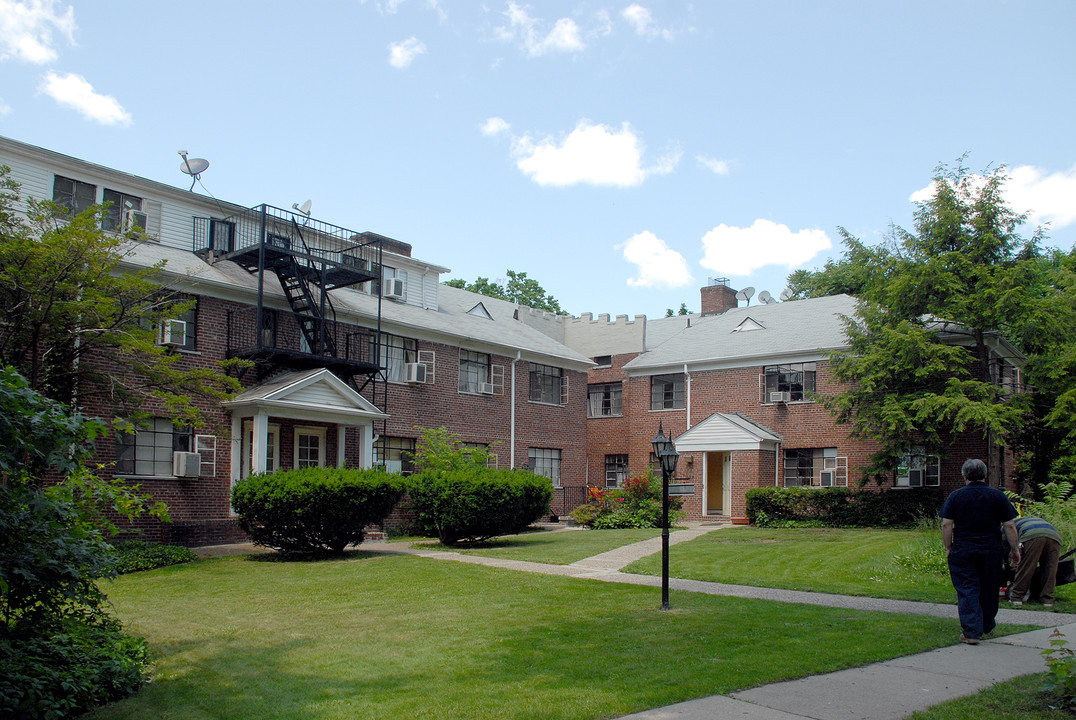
[
  {"x1": 404, "y1": 362, "x2": 427, "y2": 384},
  {"x1": 173, "y1": 451, "x2": 201, "y2": 477},
  {"x1": 125, "y1": 207, "x2": 148, "y2": 232},
  {"x1": 158, "y1": 319, "x2": 187, "y2": 346},
  {"x1": 383, "y1": 278, "x2": 405, "y2": 300},
  {"x1": 769, "y1": 391, "x2": 791, "y2": 403},
  {"x1": 479, "y1": 382, "x2": 495, "y2": 395},
  {"x1": 819, "y1": 469, "x2": 835, "y2": 487}
]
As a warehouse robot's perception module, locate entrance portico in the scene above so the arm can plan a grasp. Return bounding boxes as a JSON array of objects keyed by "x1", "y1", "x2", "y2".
[{"x1": 222, "y1": 368, "x2": 389, "y2": 484}]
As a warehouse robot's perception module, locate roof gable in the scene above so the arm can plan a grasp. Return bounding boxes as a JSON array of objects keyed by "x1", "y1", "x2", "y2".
[
  {"x1": 223, "y1": 369, "x2": 387, "y2": 423},
  {"x1": 675, "y1": 412, "x2": 783, "y2": 451}
]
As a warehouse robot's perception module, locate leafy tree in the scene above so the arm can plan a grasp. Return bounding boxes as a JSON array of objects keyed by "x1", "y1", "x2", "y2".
[
  {"x1": 0, "y1": 166, "x2": 243, "y2": 431},
  {"x1": 792, "y1": 160, "x2": 1070, "y2": 487},
  {"x1": 407, "y1": 426, "x2": 498, "y2": 474},
  {"x1": 0, "y1": 367, "x2": 156, "y2": 718},
  {"x1": 664, "y1": 302, "x2": 694, "y2": 317},
  {"x1": 444, "y1": 269, "x2": 565, "y2": 314}
]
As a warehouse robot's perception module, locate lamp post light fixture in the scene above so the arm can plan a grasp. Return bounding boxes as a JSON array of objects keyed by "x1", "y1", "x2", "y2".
[{"x1": 651, "y1": 422, "x2": 680, "y2": 611}]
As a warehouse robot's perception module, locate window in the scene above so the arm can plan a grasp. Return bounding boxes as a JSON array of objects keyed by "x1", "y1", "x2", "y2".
[
  {"x1": 651, "y1": 373, "x2": 685, "y2": 410},
  {"x1": 295, "y1": 427, "x2": 326, "y2": 468},
  {"x1": 783, "y1": 447, "x2": 838, "y2": 487},
  {"x1": 896, "y1": 451, "x2": 940, "y2": 487},
  {"x1": 587, "y1": 382, "x2": 622, "y2": 417},
  {"x1": 53, "y1": 176, "x2": 96, "y2": 216},
  {"x1": 164, "y1": 294, "x2": 198, "y2": 351},
  {"x1": 101, "y1": 189, "x2": 142, "y2": 232},
  {"x1": 528, "y1": 447, "x2": 562, "y2": 487},
  {"x1": 593, "y1": 355, "x2": 612, "y2": 368},
  {"x1": 375, "y1": 334, "x2": 418, "y2": 383},
  {"x1": 605, "y1": 454, "x2": 629, "y2": 488},
  {"x1": 116, "y1": 417, "x2": 191, "y2": 476},
  {"x1": 459, "y1": 349, "x2": 491, "y2": 394},
  {"x1": 241, "y1": 421, "x2": 280, "y2": 477},
  {"x1": 374, "y1": 436, "x2": 415, "y2": 475},
  {"x1": 765, "y1": 363, "x2": 816, "y2": 401},
  {"x1": 529, "y1": 363, "x2": 564, "y2": 405}
]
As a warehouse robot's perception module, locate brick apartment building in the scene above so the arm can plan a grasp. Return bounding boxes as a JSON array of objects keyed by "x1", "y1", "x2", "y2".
[{"x1": 0, "y1": 136, "x2": 1024, "y2": 543}]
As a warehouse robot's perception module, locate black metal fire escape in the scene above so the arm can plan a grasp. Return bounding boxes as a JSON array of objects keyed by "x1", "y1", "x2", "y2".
[{"x1": 193, "y1": 205, "x2": 385, "y2": 396}]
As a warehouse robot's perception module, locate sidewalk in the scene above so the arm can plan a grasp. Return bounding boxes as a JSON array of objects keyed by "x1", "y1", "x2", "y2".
[{"x1": 198, "y1": 525, "x2": 1076, "y2": 719}]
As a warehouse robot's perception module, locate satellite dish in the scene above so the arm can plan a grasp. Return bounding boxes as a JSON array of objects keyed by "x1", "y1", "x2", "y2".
[
  {"x1": 735, "y1": 289, "x2": 747, "y2": 301},
  {"x1": 177, "y1": 150, "x2": 209, "y2": 191},
  {"x1": 742, "y1": 286, "x2": 755, "y2": 300},
  {"x1": 779, "y1": 288, "x2": 792, "y2": 302},
  {"x1": 758, "y1": 290, "x2": 773, "y2": 304},
  {"x1": 179, "y1": 158, "x2": 209, "y2": 175},
  {"x1": 292, "y1": 200, "x2": 312, "y2": 216}
]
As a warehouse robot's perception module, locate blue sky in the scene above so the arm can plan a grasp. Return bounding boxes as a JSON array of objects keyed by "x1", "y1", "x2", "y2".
[{"x1": 2, "y1": 1, "x2": 1074, "y2": 318}]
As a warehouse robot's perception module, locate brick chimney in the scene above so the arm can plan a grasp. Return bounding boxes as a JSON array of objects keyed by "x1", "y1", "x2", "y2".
[{"x1": 700, "y1": 280, "x2": 738, "y2": 316}]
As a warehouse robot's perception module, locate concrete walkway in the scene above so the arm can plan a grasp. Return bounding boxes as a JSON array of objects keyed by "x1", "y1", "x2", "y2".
[{"x1": 197, "y1": 524, "x2": 1076, "y2": 719}]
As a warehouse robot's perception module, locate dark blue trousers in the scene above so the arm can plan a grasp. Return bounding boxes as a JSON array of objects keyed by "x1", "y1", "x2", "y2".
[{"x1": 947, "y1": 541, "x2": 1003, "y2": 639}]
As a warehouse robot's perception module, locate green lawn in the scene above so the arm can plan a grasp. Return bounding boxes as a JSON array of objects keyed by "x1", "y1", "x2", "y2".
[
  {"x1": 88, "y1": 549, "x2": 1004, "y2": 720},
  {"x1": 421, "y1": 527, "x2": 662, "y2": 564},
  {"x1": 622, "y1": 526, "x2": 1073, "y2": 611},
  {"x1": 907, "y1": 673, "x2": 1072, "y2": 719}
]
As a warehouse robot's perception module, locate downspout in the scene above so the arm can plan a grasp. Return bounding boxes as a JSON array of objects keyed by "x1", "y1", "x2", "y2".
[
  {"x1": 511, "y1": 351, "x2": 520, "y2": 468},
  {"x1": 775, "y1": 442, "x2": 781, "y2": 487},
  {"x1": 684, "y1": 363, "x2": 691, "y2": 429}
]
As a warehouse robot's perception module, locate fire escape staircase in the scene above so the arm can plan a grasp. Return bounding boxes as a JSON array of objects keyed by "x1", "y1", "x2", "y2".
[{"x1": 271, "y1": 251, "x2": 338, "y2": 358}]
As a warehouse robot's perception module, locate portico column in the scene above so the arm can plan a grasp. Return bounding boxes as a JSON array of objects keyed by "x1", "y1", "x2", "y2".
[{"x1": 252, "y1": 410, "x2": 268, "y2": 475}]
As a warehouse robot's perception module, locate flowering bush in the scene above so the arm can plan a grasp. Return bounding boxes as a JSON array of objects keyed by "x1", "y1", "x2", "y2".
[{"x1": 568, "y1": 469, "x2": 685, "y2": 529}]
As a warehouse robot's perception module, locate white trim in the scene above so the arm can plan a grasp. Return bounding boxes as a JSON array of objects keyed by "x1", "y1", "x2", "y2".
[{"x1": 295, "y1": 426, "x2": 327, "y2": 468}]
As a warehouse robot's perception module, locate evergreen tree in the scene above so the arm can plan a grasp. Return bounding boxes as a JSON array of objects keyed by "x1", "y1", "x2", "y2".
[{"x1": 792, "y1": 160, "x2": 1072, "y2": 488}]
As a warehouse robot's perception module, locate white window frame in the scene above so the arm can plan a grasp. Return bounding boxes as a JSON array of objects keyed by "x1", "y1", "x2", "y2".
[
  {"x1": 896, "y1": 451, "x2": 940, "y2": 487},
  {"x1": 295, "y1": 426, "x2": 327, "y2": 468},
  {"x1": 528, "y1": 447, "x2": 562, "y2": 487},
  {"x1": 588, "y1": 382, "x2": 623, "y2": 417},
  {"x1": 242, "y1": 421, "x2": 281, "y2": 477},
  {"x1": 115, "y1": 417, "x2": 192, "y2": 478},
  {"x1": 459, "y1": 349, "x2": 492, "y2": 395},
  {"x1": 529, "y1": 362, "x2": 565, "y2": 405}
]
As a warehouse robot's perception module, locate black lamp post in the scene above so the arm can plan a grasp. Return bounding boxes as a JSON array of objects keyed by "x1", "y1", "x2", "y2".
[{"x1": 651, "y1": 422, "x2": 680, "y2": 611}]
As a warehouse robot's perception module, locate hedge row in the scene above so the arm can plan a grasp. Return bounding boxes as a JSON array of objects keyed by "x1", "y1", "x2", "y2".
[
  {"x1": 231, "y1": 465, "x2": 553, "y2": 552},
  {"x1": 408, "y1": 467, "x2": 553, "y2": 544},
  {"x1": 232, "y1": 468, "x2": 406, "y2": 554},
  {"x1": 745, "y1": 486, "x2": 944, "y2": 528}
]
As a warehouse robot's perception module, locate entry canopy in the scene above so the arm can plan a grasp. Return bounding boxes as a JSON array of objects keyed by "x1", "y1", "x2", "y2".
[
  {"x1": 223, "y1": 368, "x2": 388, "y2": 425},
  {"x1": 673, "y1": 412, "x2": 782, "y2": 452}
]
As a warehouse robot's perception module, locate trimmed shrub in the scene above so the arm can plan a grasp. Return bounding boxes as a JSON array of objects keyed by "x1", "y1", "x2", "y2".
[
  {"x1": 745, "y1": 486, "x2": 943, "y2": 528},
  {"x1": 110, "y1": 540, "x2": 198, "y2": 574},
  {"x1": 231, "y1": 468, "x2": 405, "y2": 554},
  {"x1": 407, "y1": 467, "x2": 552, "y2": 545}
]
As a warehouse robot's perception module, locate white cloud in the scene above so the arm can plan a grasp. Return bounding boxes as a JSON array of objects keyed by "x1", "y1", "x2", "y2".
[
  {"x1": 910, "y1": 164, "x2": 1076, "y2": 230},
  {"x1": 699, "y1": 219, "x2": 833, "y2": 276},
  {"x1": 620, "y1": 231, "x2": 694, "y2": 288},
  {"x1": 697, "y1": 155, "x2": 730, "y2": 175},
  {"x1": 496, "y1": 2, "x2": 585, "y2": 56},
  {"x1": 388, "y1": 36, "x2": 426, "y2": 68},
  {"x1": 0, "y1": 0, "x2": 75, "y2": 64},
  {"x1": 621, "y1": 3, "x2": 674, "y2": 41},
  {"x1": 481, "y1": 116, "x2": 511, "y2": 137},
  {"x1": 39, "y1": 71, "x2": 131, "y2": 126},
  {"x1": 0, "y1": 98, "x2": 11, "y2": 116},
  {"x1": 510, "y1": 120, "x2": 678, "y2": 187}
]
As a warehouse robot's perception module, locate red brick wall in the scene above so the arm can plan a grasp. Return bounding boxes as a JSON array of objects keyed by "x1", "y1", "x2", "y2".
[
  {"x1": 583, "y1": 357, "x2": 1001, "y2": 522},
  {"x1": 84, "y1": 294, "x2": 587, "y2": 544}
]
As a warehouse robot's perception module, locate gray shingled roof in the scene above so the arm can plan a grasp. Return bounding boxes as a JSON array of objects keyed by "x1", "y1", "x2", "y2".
[
  {"x1": 119, "y1": 241, "x2": 593, "y2": 370},
  {"x1": 623, "y1": 294, "x2": 859, "y2": 372}
]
